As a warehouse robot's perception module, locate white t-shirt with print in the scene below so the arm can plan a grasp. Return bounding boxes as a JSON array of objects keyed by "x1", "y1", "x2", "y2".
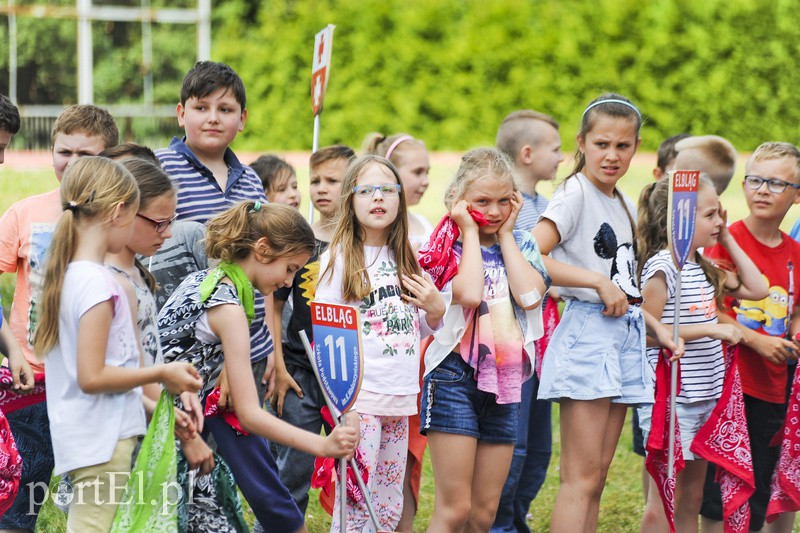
[
  {"x1": 45, "y1": 261, "x2": 145, "y2": 475},
  {"x1": 542, "y1": 172, "x2": 641, "y2": 303},
  {"x1": 317, "y1": 246, "x2": 435, "y2": 413}
]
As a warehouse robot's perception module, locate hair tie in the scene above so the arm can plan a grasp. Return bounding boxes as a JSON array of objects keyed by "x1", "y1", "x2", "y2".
[
  {"x1": 385, "y1": 135, "x2": 414, "y2": 160},
  {"x1": 251, "y1": 201, "x2": 262, "y2": 212},
  {"x1": 582, "y1": 99, "x2": 641, "y2": 119},
  {"x1": 63, "y1": 201, "x2": 79, "y2": 213}
]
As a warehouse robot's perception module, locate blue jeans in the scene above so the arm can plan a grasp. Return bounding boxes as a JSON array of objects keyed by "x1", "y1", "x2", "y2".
[{"x1": 491, "y1": 374, "x2": 552, "y2": 533}]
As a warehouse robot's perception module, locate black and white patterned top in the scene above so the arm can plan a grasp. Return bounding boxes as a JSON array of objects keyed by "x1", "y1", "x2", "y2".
[
  {"x1": 106, "y1": 264, "x2": 162, "y2": 367},
  {"x1": 157, "y1": 269, "x2": 242, "y2": 402}
]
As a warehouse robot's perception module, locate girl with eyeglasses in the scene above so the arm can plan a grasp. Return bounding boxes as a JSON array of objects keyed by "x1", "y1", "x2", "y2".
[
  {"x1": 317, "y1": 154, "x2": 445, "y2": 532},
  {"x1": 105, "y1": 158, "x2": 178, "y2": 366}
]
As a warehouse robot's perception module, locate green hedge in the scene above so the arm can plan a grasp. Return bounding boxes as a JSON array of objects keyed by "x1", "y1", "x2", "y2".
[
  {"x1": 3, "y1": 0, "x2": 800, "y2": 152},
  {"x1": 215, "y1": 0, "x2": 800, "y2": 152}
]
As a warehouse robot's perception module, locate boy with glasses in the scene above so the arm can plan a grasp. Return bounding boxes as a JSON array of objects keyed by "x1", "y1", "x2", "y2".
[{"x1": 701, "y1": 142, "x2": 800, "y2": 532}]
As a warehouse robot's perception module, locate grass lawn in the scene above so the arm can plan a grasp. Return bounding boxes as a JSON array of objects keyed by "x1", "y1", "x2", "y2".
[{"x1": 3, "y1": 151, "x2": 800, "y2": 532}]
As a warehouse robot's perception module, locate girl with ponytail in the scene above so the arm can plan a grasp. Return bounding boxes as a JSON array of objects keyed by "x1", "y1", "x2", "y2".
[
  {"x1": 636, "y1": 176, "x2": 766, "y2": 531},
  {"x1": 35, "y1": 156, "x2": 202, "y2": 531}
]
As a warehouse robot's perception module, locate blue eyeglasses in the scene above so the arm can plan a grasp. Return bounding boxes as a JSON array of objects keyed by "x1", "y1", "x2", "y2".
[{"x1": 352, "y1": 184, "x2": 402, "y2": 198}]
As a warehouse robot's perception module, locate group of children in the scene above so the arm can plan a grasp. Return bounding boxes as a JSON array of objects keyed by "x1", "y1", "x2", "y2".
[{"x1": 0, "y1": 60, "x2": 798, "y2": 533}]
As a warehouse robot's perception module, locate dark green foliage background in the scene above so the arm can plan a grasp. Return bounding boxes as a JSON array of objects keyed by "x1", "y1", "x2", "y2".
[{"x1": 3, "y1": 0, "x2": 800, "y2": 151}]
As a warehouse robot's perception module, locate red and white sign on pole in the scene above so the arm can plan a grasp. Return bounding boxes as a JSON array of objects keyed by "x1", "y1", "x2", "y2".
[{"x1": 311, "y1": 24, "x2": 335, "y2": 116}]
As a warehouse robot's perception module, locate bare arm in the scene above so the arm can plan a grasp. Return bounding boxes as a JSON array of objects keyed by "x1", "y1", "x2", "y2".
[
  {"x1": 642, "y1": 270, "x2": 741, "y2": 345},
  {"x1": 77, "y1": 300, "x2": 201, "y2": 395},
  {"x1": 533, "y1": 218, "x2": 628, "y2": 317},
  {"x1": 449, "y1": 201, "x2": 484, "y2": 309},
  {"x1": 0, "y1": 321, "x2": 34, "y2": 391},
  {"x1": 271, "y1": 298, "x2": 303, "y2": 416},
  {"x1": 713, "y1": 213, "x2": 768, "y2": 299},
  {"x1": 207, "y1": 303, "x2": 357, "y2": 459}
]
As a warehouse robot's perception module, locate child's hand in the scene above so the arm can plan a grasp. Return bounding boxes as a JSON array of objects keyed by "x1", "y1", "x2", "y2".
[
  {"x1": 161, "y1": 362, "x2": 202, "y2": 395},
  {"x1": 750, "y1": 334, "x2": 798, "y2": 364},
  {"x1": 717, "y1": 204, "x2": 732, "y2": 247},
  {"x1": 323, "y1": 421, "x2": 359, "y2": 460},
  {"x1": 180, "y1": 435, "x2": 215, "y2": 476},
  {"x1": 174, "y1": 407, "x2": 197, "y2": 442},
  {"x1": 450, "y1": 200, "x2": 478, "y2": 234},
  {"x1": 711, "y1": 324, "x2": 744, "y2": 345},
  {"x1": 179, "y1": 391, "x2": 204, "y2": 434},
  {"x1": 401, "y1": 273, "x2": 446, "y2": 325},
  {"x1": 498, "y1": 191, "x2": 523, "y2": 236},
  {"x1": 10, "y1": 354, "x2": 34, "y2": 393},
  {"x1": 596, "y1": 279, "x2": 629, "y2": 317},
  {"x1": 262, "y1": 355, "x2": 276, "y2": 403},
  {"x1": 652, "y1": 322, "x2": 685, "y2": 361},
  {"x1": 216, "y1": 367, "x2": 233, "y2": 411},
  {"x1": 271, "y1": 366, "x2": 303, "y2": 417}
]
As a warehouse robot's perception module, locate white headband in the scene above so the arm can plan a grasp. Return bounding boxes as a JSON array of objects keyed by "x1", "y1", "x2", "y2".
[
  {"x1": 582, "y1": 99, "x2": 641, "y2": 119},
  {"x1": 385, "y1": 135, "x2": 414, "y2": 160}
]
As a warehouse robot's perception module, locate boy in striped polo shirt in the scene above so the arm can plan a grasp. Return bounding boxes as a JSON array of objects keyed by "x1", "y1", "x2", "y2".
[{"x1": 157, "y1": 61, "x2": 302, "y2": 533}]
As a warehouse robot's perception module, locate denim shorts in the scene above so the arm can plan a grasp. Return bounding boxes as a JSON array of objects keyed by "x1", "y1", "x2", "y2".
[
  {"x1": 637, "y1": 399, "x2": 716, "y2": 461},
  {"x1": 538, "y1": 300, "x2": 654, "y2": 404},
  {"x1": 420, "y1": 352, "x2": 519, "y2": 444}
]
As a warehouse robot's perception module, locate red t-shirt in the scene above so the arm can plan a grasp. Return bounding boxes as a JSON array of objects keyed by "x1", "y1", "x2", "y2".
[{"x1": 705, "y1": 220, "x2": 800, "y2": 404}]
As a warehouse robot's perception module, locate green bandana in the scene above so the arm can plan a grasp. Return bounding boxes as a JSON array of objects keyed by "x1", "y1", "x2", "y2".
[{"x1": 199, "y1": 262, "x2": 255, "y2": 325}]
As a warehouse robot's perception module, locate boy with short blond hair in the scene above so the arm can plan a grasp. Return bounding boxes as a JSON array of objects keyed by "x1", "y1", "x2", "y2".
[
  {"x1": 496, "y1": 110, "x2": 563, "y2": 232},
  {"x1": 272, "y1": 144, "x2": 356, "y2": 513},
  {"x1": 493, "y1": 110, "x2": 563, "y2": 533},
  {"x1": 0, "y1": 103, "x2": 118, "y2": 530},
  {"x1": 701, "y1": 142, "x2": 800, "y2": 531},
  {"x1": 673, "y1": 135, "x2": 738, "y2": 194}
]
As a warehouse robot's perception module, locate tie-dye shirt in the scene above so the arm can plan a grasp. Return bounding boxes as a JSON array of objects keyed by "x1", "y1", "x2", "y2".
[{"x1": 425, "y1": 231, "x2": 550, "y2": 404}]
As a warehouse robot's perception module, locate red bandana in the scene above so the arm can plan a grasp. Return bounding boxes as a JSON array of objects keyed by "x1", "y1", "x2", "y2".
[
  {"x1": 766, "y1": 354, "x2": 800, "y2": 523},
  {"x1": 691, "y1": 345, "x2": 753, "y2": 533},
  {"x1": 417, "y1": 210, "x2": 489, "y2": 290},
  {"x1": 645, "y1": 350, "x2": 684, "y2": 533}
]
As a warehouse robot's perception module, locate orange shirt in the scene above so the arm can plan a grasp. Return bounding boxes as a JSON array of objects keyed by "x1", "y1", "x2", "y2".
[{"x1": 0, "y1": 189, "x2": 62, "y2": 372}]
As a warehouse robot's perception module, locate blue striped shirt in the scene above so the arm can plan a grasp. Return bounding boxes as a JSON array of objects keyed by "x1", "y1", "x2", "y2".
[
  {"x1": 514, "y1": 192, "x2": 550, "y2": 232},
  {"x1": 156, "y1": 136, "x2": 268, "y2": 224},
  {"x1": 156, "y1": 137, "x2": 272, "y2": 362}
]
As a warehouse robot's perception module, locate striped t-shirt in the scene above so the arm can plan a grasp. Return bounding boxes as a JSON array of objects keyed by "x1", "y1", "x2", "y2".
[
  {"x1": 514, "y1": 192, "x2": 549, "y2": 233},
  {"x1": 642, "y1": 250, "x2": 724, "y2": 403},
  {"x1": 156, "y1": 136, "x2": 267, "y2": 224},
  {"x1": 156, "y1": 137, "x2": 272, "y2": 362}
]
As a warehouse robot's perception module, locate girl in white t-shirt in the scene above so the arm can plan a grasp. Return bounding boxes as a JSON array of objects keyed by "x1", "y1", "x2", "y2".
[
  {"x1": 33, "y1": 156, "x2": 202, "y2": 531},
  {"x1": 533, "y1": 94, "x2": 683, "y2": 531},
  {"x1": 317, "y1": 154, "x2": 445, "y2": 532},
  {"x1": 637, "y1": 176, "x2": 766, "y2": 532}
]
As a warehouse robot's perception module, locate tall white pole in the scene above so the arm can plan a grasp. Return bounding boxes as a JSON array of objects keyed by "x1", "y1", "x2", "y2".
[
  {"x1": 308, "y1": 113, "x2": 321, "y2": 222},
  {"x1": 8, "y1": 0, "x2": 17, "y2": 104},
  {"x1": 197, "y1": 0, "x2": 211, "y2": 61},
  {"x1": 77, "y1": 0, "x2": 93, "y2": 103},
  {"x1": 667, "y1": 273, "x2": 682, "y2": 477}
]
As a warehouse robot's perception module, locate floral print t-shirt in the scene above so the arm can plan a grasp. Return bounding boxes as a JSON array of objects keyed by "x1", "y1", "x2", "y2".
[{"x1": 316, "y1": 246, "x2": 435, "y2": 408}]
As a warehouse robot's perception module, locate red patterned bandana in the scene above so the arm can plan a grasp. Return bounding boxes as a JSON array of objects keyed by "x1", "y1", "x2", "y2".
[
  {"x1": 691, "y1": 345, "x2": 753, "y2": 533},
  {"x1": 645, "y1": 350, "x2": 684, "y2": 533},
  {"x1": 418, "y1": 210, "x2": 489, "y2": 290}
]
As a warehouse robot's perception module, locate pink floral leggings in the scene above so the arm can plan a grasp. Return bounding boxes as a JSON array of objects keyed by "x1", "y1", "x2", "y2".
[{"x1": 330, "y1": 414, "x2": 409, "y2": 533}]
